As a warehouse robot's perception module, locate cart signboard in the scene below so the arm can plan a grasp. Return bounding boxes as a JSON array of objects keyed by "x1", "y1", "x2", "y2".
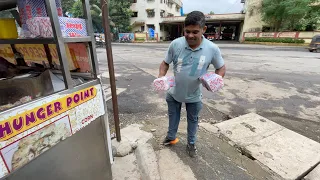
[{"x1": 0, "y1": 84, "x2": 105, "y2": 177}]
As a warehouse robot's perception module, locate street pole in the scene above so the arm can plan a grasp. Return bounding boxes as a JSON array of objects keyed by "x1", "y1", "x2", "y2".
[{"x1": 100, "y1": 0, "x2": 121, "y2": 142}]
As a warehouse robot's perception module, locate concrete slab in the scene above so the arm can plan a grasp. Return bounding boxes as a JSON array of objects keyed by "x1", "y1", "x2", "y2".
[
  {"x1": 112, "y1": 153, "x2": 141, "y2": 180},
  {"x1": 199, "y1": 122, "x2": 220, "y2": 135},
  {"x1": 246, "y1": 128, "x2": 320, "y2": 179},
  {"x1": 121, "y1": 124, "x2": 153, "y2": 145},
  {"x1": 214, "y1": 113, "x2": 284, "y2": 147},
  {"x1": 158, "y1": 149, "x2": 197, "y2": 180},
  {"x1": 212, "y1": 113, "x2": 320, "y2": 180},
  {"x1": 304, "y1": 164, "x2": 320, "y2": 180},
  {"x1": 135, "y1": 143, "x2": 160, "y2": 180}
]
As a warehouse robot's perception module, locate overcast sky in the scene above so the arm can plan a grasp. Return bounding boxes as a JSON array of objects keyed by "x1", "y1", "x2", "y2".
[{"x1": 183, "y1": 0, "x2": 244, "y2": 14}]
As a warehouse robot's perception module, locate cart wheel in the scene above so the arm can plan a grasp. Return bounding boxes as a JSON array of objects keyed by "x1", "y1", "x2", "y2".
[{"x1": 309, "y1": 49, "x2": 314, "y2": 52}]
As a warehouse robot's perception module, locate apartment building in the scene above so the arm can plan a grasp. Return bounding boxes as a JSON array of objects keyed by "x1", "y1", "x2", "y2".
[{"x1": 130, "y1": 0, "x2": 183, "y2": 40}]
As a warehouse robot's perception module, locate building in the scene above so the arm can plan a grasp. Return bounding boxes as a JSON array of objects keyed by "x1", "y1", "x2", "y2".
[
  {"x1": 130, "y1": 0, "x2": 182, "y2": 40},
  {"x1": 158, "y1": 0, "x2": 263, "y2": 42}
]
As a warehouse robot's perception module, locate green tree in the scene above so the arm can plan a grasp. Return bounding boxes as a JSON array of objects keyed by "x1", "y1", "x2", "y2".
[
  {"x1": 109, "y1": 0, "x2": 133, "y2": 33},
  {"x1": 261, "y1": 0, "x2": 319, "y2": 31},
  {"x1": 62, "y1": 0, "x2": 75, "y2": 14},
  {"x1": 70, "y1": 0, "x2": 105, "y2": 32},
  {"x1": 209, "y1": 11, "x2": 215, "y2": 15}
]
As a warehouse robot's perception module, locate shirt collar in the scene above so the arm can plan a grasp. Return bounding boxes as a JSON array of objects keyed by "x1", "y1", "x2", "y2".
[{"x1": 184, "y1": 35, "x2": 205, "y2": 51}]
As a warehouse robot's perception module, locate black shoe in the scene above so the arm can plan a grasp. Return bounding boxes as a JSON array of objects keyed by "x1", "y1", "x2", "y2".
[
  {"x1": 162, "y1": 137, "x2": 179, "y2": 146},
  {"x1": 187, "y1": 143, "x2": 197, "y2": 158}
]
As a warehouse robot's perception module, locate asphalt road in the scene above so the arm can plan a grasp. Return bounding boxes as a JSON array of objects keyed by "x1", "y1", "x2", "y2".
[{"x1": 97, "y1": 43, "x2": 319, "y2": 179}]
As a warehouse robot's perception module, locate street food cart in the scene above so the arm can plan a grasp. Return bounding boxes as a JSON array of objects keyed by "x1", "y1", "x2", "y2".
[{"x1": 0, "y1": 0, "x2": 113, "y2": 179}]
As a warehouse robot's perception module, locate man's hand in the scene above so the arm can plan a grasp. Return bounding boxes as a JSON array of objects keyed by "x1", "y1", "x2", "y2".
[
  {"x1": 215, "y1": 65, "x2": 226, "y2": 78},
  {"x1": 158, "y1": 61, "x2": 169, "y2": 78}
]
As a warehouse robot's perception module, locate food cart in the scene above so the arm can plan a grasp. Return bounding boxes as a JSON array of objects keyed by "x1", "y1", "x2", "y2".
[{"x1": 0, "y1": 0, "x2": 114, "y2": 179}]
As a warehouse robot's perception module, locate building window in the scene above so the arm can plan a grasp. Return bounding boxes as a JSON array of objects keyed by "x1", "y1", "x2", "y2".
[
  {"x1": 141, "y1": 26, "x2": 145, "y2": 31},
  {"x1": 160, "y1": 0, "x2": 163, "y2": 3},
  {"x1": 147, "y1": 24, "x2": 155, "y2": 30},
  {"x1": 146, "y1": 9, "x2": 155, "y2": 17},
  {"x1": 176, "y1": 6, "x2": 180, "y2": 12},
  {"x1": 167, "y1": 13, "x2": 174, "y2": 17},
  {"x1": 132, "y1": 12, "x2": 138, "y2": 17},
  {"x1": 160, "y1": 10, "x2": 165, "y2": 17}
]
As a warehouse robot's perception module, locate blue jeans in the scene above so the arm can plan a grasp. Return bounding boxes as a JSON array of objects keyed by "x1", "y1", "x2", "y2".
[{"x1": 166, "y1": 93, "x2": 203, "y2": 144}]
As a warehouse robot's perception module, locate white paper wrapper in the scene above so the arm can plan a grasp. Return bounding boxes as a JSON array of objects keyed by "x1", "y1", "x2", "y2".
[{"x1": 200, "y1": 72, "x2": 224, "y2": 92}]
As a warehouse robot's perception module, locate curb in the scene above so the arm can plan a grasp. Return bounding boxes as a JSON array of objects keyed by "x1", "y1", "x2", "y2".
[
  {"x1": 135, "y1": 143, "x2": 161, "y2": 180},
  {"x1": 243, "y1": 41, "x2": 309, "y2": 47}
]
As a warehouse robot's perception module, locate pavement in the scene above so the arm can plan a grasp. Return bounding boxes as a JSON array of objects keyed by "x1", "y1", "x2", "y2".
[
  {"x1": 95, "y1": 43, "x2": 320, "y2": 179},
  {"x1": 112, "y1": 114, "x2": 320, "y2": 180}
]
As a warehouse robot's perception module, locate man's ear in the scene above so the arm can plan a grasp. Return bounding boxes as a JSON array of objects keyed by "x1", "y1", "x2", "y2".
[{"x1": 203, "y1": 26, "x2": 207, "y2": 34}]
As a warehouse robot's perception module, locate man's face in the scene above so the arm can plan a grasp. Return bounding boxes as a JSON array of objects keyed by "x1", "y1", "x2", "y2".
[{"x1": 184, "y1": 25, "x2": 207, "y2": 47}]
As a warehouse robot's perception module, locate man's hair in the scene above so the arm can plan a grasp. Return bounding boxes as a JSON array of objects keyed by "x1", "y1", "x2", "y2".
[{"x1": 185, "y1": 11, "x2": 206, "y2": 28}]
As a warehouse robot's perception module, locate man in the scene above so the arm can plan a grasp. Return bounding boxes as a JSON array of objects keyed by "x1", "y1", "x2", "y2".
[{"x1": 158, "y1": 11, "x2": 226, "y2": 157}]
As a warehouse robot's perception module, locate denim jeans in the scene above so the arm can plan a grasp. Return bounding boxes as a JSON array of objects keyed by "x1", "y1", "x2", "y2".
[{"x1": 166, "y1": 93, "x2": 203, "y2": 144}]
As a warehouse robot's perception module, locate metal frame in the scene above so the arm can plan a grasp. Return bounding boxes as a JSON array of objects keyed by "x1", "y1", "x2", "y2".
[
  {"x1": 0, "y1": 0, "x2": 114, "y2": 179},
  {"x1": 45, "y1": 0, "x2": 73, "y2": 89},
  {"x1": 0, "y1": 0, "x2": 102, "y2": 89},
  {"x1": 82, "y1": 0, "x2": 100, "y2": 79}
]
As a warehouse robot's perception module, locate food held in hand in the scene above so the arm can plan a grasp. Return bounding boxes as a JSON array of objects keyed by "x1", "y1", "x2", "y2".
[
  {"x1": 152, "y1": 76, "x2": 175, "y2": 91},
  {"x1": 200, "y1": 72, "x2": 224, "y2": 92}
]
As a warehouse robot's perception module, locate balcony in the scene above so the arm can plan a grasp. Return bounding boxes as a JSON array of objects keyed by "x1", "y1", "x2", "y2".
[{"x1": 168, "y1": 0, "x2": 182, "y2": 7}]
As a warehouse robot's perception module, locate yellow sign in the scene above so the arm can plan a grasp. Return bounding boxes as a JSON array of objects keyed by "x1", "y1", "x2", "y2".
[
  {"x1": 135, "y1": 33, "x2": 147, "y2": 39},
  {"x1": 0, "y1": 87, "x2": 97, "y2": 141}
]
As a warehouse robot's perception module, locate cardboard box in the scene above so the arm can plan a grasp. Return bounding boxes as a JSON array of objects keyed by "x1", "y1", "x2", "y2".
[
  {"x1": 18, "y1": 0, "x2": 63, "y2": 31},
  {"x1": 27, "y1": 17, "x2": 88, "y2": 37}
]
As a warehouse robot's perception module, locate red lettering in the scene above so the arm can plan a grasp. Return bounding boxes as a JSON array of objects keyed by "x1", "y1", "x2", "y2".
[
  {"x1": 54, "y1": 102, "x2": 62, "y2": 113},
  {"x1": 0, "y1": 122, "x2": 12, "y2": 139},
  {"x1": 33, "y1": 47, "x2": 39, "y2": 57},
  {"x1": 74, "y1": 94, "x2": 80, "y2": 103},
  {"x1": 81, "y1": 115, "x2": 94, "y2": 124},
  {"x1": 81, "y1": 91, "x2": 84, "y2": 101},
  {"x1": 23, "y1": 47, "x2": 30, "y2": 57},
  {"x1": 46, "y1": 104, "x2": 53, "y2": 117},
  {"x1": 26, "y1": 112, "x2": 36, "y2": 126},
  {"x1": 67, "y1": 97, "x2": 73, "y2": 107},
  {"x1": 90, "y1": 88, "x2": 94, "y2": 96},
  {"x1": 37, "y1": 108, "x2": 46, "y2": 120},
  {"x1": 84, "y1": 90, "x2": 90, "y2": 99},
  {"x1": 13, "y1": 117, "x2": 23, "y2": 131}
]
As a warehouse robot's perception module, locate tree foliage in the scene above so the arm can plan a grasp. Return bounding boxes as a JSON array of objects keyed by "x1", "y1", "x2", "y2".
[
  {"x1": 109, "y1": 0, "x2": 133, "y2": 33},
  {"x1": 261, "y1": 0, "x2": 320, "y2": 31},
  {"x1": 209, "y1": 11, "x2": 215, "y2": 15},
  {"x1": 70, "y1": 0, "x2": 103, "y2": 32},
  {"x1": 61, "y1": 0, "x2": 75, "y2": 14},
  {"x1": 70, "y1": 0, "x2": 132, "y2": 33}
]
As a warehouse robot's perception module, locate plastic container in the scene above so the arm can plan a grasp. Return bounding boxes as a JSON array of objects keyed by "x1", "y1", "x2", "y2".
[{"x1": 0, "y1": 18, "x2": 18, "y2": 39}]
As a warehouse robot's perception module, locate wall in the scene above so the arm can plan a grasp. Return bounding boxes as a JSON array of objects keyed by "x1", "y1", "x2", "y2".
[
  {"x1": 243, "y1": 31, "x2": 320, "y2": 43},
  {"x1": 130, "y1": 0, "x2": 181, "y2": 40},
  {"x1": 240, "y1": 0, "x2": 264, "y2": 41}
]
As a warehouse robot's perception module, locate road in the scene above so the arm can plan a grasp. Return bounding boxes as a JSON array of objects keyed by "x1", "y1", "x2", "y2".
[{"x1": 97, "y1": 43, "x2": 320, "y2": 179}]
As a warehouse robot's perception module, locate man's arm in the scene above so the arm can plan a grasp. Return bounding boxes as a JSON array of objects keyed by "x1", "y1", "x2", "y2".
[
  {"x1": 158, "y1": 61, "x2": 169, "y2": 78},
  {"x1": 215, "y1": 65, "x2": 226, "y2": 78}
]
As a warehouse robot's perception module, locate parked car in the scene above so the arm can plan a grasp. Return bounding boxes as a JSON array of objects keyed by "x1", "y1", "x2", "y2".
[{"x1": 308, "y1": 35, "x2": 320, "y2": 52}]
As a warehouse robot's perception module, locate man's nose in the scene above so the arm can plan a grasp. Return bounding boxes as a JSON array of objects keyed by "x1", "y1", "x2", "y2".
[{"x1": 188, "y1": 33, "x2": 194, "y2": 38}]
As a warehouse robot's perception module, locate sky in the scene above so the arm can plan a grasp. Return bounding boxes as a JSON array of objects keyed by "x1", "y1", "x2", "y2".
[{"x1": 182, "y1": 0, "x2": 244, "y2": 14}]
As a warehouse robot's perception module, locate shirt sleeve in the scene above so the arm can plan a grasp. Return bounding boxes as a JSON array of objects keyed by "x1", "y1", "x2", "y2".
[
  {"x1": 165, "y1": 42, "x2": 175, "y2": 64},
  {"x1": 211, "y1": 46, "x2": 225, "y2": 69}
]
